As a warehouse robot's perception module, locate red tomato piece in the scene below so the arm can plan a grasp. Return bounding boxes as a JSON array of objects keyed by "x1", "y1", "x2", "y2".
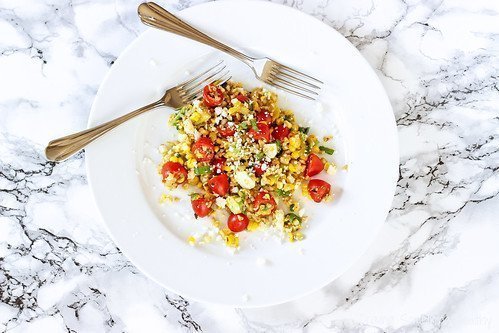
[
  {"x1": 217, "y1": 123, "x2": 236, "y2": 137},
  {"x1": 161, "y1": 162, "x2": 187, "y2": 184},
  {"x1": 208, "y1": 174, "x2": 229, "y2": 196},
  {"x1": 192, "y1": 137, "x2": 215, "y2": 162},
  {"x1": 308, "y1": 179, "x2": 331, "y2": 203},
  {"x1": 305, "y1": 154, "x2": 324, "y2": 177},
  {"x1": 227, "y1": 213, "x2": 249, "y2": 232},
  {"x1": 248, "y1": 122, "x2": 271, "y2": 142},
  {"x1": 236, "y1": 93, "x2": 249, "y2": 103},
  {"x1": 203, "y1": 84, "x2": 224, "y2": 107},
  {"x1": 253, "y1": 191, "x2": 277, "y2": 216},
  {"x1": 254, "y1": 163, "x2": 265, "y2": 176},
  {"x1": 191, "y1": 197, "x2": 212, "y2": 218},
  {"x1": 272, "y1": 125, "x2": 290, "y2": 141},
  {"x1": 211, "y1": 157, "x2": 226, "y2": 174},
  {"x1": 256, "y1": 109, "x2": 272, "y2": 123}
]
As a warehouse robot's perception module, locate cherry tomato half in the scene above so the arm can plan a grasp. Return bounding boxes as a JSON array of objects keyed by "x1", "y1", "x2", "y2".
[
  {"x1": 272, "y1": 125, "x2": 290, "y2": 141},
  {"x1": 256, "y1": 109, "x2": 272, "y2": 123},
  {"x1": 248, "y1": 122, "x2": 271, "y2": 142},
  {"x1": 253, "y1": 191, "x2": 277, "y2": 216},
  {"x1": 211, "y1": 157, "x2": 226, "y2": 174},
  {"x1": 308, "y1": 179, "x2": 331, "y2": 203},
  {"x1": 203, "y1": 84, "x2": 224, "y2": 107},
  {"x1": 208, "y1": 173, "x2": 230, "y2": 196},
  {"x1": 217, "y1": 123, "x2": 236, "y2": 137},
  {"x1": 236, "y1": 93, "x2": 249, "y2": 103},
  {"x1": 305, "y1": 154, "x2": 324, "y2": 177},
  {"x1": 161, "y1": 162, "x2": 187, "y2": 185},
  {"x1": 227, "y1": 213, "x2": 249, "y2": 232},
  {"x1": 192, "y1": 137, "x2": 215, "y2": 162},
  {"x1": 191, "y1": 197, "x2": 212, "y2": 218}
]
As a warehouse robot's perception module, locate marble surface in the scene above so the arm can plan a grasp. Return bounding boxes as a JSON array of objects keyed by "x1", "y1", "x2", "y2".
[{"x1": 1, "y1": 0, "x2": 499, "y2": 331}]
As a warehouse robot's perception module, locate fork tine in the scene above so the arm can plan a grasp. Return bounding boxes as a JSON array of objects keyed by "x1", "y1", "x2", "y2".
[
  {"x1": 178, "y1": 60, "x2": 224, "y2": 88},
  {"x1": 179, "y1": 65, "x2": 227, "y2": 98},
  {"x1": 268, "y1": 81, "x2": 317, "y2": 100},
  {"x1": 277, "y1": 63, "x2": 323, "y2": 85},
  {"x1": 271, "y1": 68, "x2": 321, "y2": 90},
  {"x1": 182, "y1": 70, "x2": 231, "y2": 103},
  {"x1": 269, "y1": 75, "x2": 319, "y2": 96}
]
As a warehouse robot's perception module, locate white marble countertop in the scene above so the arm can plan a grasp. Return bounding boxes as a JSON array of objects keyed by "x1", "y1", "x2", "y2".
[{"x1": 1, "y1": 0, "x2": 499, "y2": 332}]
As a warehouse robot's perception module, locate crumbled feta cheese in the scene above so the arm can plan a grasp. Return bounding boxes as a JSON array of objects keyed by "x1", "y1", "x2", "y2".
[
  {"x1": 298, "y1": 209, "x2": 305, "y2": 217},
  {"x1": 192, "y1": 100, "x2": 200, "y2": 107},
  {"x1": 215, "y1": 197, "x2": 226, "y2": 208},
  {"x1": 234, "y1": 171, "x2": 256, "y2": 189},
  {"x1": 215, "y1": 107, "x2": 223, "y2": 115},
  {"x1": 263, "y1": 143, "x2": 278, "y2": 159},
  {"x1": 193, "y1": 129, "x2": 201, "y2": 140}
]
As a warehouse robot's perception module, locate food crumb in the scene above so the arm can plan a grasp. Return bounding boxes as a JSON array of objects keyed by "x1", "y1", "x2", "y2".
[
  {"x1": 342, "y1": 164, "x2": 349, "y2": 171},
  {"x1": 256, "y1": 257, "x2": 267, "y2": 266},
  {"x1": 187, "y1": 236, "x2": 196, "y2": 246},
  {"x1": 159, "y1": 194, "x2": 180, "y2": 204}
]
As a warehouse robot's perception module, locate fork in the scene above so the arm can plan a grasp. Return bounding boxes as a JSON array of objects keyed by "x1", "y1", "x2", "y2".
[
  {"x1": 138, "y1": 2, "x2": 322, "y2": 100},
  {"x1": 45, "y1": 61, "x2": 230, "y2": 162}
]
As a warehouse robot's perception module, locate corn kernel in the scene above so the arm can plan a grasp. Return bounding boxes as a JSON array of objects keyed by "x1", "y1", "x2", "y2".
[
  {"x1": 247, "y1": 221, "x2": 259, "y2": 231},
  {"x1": 187, "y1": 236, "x2": 196, "y2": 246},
  {"x1": 224, "y1": 232, "x2": 239, "y2": 248}
]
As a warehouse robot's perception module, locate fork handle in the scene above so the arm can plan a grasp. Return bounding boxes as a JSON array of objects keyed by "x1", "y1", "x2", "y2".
[
  {"x1": 138, "y1": 2, "x2": 254, "y2": 65},
  {"x1": 45, "y1": 99, "x2": 164, "y2": 162}
]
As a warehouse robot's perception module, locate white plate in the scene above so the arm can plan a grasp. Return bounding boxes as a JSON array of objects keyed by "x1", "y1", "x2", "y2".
[{"x1": 86, "y1": 1, "x2": 398, "y2": 307}]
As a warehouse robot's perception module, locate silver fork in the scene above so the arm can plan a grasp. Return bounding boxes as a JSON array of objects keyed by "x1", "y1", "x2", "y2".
[
  {"x1": 138, "y1": 2, "x2": 322, "y2": 100},
  {"x1": 45, "y1": 61, "x2": 230, "y2": 162}
]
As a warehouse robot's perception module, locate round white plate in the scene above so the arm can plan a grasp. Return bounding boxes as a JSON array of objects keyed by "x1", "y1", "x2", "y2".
[{"x1": 86, "y1": 1, "x2": 398, "y2": 307}]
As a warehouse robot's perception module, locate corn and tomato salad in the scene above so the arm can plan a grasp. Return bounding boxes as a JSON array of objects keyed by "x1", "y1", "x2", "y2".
[{"x1": 159, "y1": 81, "x2": 335, "y2": 248}]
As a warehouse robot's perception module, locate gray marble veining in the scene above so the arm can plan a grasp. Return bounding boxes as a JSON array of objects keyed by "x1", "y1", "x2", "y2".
[{"x1": 1, "y1": 0, "x2": 498, "y2": 332}]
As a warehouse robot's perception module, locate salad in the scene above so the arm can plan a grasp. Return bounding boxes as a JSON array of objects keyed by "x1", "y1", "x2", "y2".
[{"x1": 159, "y1": 81, "x2": 336, "y2": 248}]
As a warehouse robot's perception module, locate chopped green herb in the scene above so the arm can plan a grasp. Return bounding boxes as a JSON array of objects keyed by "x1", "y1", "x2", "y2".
[
  {"x1": 304, "y1": 141, "x2": 311, "y2": 154},
  {"x1": 319, "y1": 146, "x2": 335, "y2": 155},
  {"x1": 299, "y1": 127, "x2": 310, "y2": 134},
  {"x1": 189, "y1": 193, "x2": 201, "y2": 199},
  {"x1": 194, "y1": 165, "x2": 211, "y2": 175},
  {"x1": 275, "y1": 140, "x2": 282, "y2": 152},
  {"x1": 256, "y1": 152, "x2": 265, "y2": 160},
  {"x1": 238, "y1": 122, "x2": 248, "y2": 130},
  {"x1": 289, "y1": 204, "x2": 295, "y2": 211},
  {"x1": 276, "y1": 189, "x2": 291, "y2": 197},
  {"x1": 169, "y1": 107, "x2": 187, "y2": 126},
  {"x1": 286, "y1": 212, "x2": 302, "y2": 223},
  {"x1": 250, "y1": 119, "x2": 258, "y2": 131}
]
